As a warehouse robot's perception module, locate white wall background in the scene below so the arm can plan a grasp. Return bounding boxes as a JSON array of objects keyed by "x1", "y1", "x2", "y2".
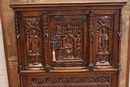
[{"x1": 0, "y1": 18, "x2": 9, "y2": 87}]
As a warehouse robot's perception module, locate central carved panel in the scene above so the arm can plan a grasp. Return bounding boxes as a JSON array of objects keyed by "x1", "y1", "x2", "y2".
[
  {"x1": 51, "y1": 23, "x2": 82, "y2": 60},
  {"x1": 50, "y1": 15, "x2": 88, "y2": 67}
]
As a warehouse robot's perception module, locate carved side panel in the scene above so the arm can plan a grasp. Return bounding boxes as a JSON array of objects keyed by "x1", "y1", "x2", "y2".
[
  {"x1": 50, "y1": 14, "x2": 88, "y2": 67},
  {"x1": 24, "y1": 15, "x2": 43, "y2": 68},
  {"x1": 96, "y1": 15, "x2": 113, "y2": 65}
]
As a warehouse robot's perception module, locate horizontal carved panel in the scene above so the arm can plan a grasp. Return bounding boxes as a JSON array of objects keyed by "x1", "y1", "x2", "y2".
[
  {"x1": 30, "y1": 76, "x2": 110, "y2": 87},
  {"x1": 31, "y1": 85, "x2": 109, "y2": 87}
]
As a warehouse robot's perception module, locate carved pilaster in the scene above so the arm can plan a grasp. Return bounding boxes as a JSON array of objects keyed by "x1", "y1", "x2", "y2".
[
  {"x1": 118, "y1": 12, "x2": 122, "y2": 41},
  {"x1": 43, "y1": 11, "x2": 49, "y2": 39},
  {"x1": 15, "y1": 11, "x2": 22, "y2": 72},
  {"x1": 89, "y1": 10, "x2": 95, "y2": 65},
  {"x1": 117, "y1": 11, "x2": 122, "y2": 71},
  {"x1": 42, "y1": 11, "x2": 49, "y2": 65},
  {"x1": 15, "y1": 12, "x2": 20, "y2": 39},
  {"x1": 89, "y1": 10, "x2": 94, "y2": 42}
]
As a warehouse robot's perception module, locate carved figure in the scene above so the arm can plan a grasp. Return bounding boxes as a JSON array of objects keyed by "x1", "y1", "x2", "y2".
[
  {"x1": 29, "y1": 30, "x2": 40, "y2": 54},
  {"x1": 98, "y1": 28, "x2": 108, "y2": 53},
  {"x1": 65, "y1": 38, "x2": 74, "y2": 59}
]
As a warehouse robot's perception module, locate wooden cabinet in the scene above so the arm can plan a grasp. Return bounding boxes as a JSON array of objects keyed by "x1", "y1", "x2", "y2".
[{"x1": 10, "y1": 2, "x2": 126, "y2": 87}]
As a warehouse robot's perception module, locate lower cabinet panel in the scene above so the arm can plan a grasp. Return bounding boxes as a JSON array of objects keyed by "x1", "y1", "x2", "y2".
[{"x1": 21, "y1": 73, "x2": 115, "y2": 87}]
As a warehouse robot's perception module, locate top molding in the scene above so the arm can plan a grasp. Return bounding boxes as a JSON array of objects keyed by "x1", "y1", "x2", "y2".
[
  {"x1": 10, "y1": 0, "x2": 128, "y2": 4},
  {"x1": 10, "y1": 0, "x2": 127, "y2": 11}
]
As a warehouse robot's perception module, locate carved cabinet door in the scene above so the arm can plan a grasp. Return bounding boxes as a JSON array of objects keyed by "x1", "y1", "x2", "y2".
[{"x1": 48, "y1": 10, "x2": 89, "y2": 70}]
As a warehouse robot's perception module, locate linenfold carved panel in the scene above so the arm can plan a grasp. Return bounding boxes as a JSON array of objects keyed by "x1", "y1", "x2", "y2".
[
  {"x1": 50, "y1": 15, "x2": 88, "y2": 67},
  {"x1": 96, "y1": 15, "x2": 113, "y2": 65},
  {"x1": 24, "y1": 16, "x2": 43, "y2": 67},
  {"x1": 30, "y1": 76, "x2": 109, "y2": 86}
]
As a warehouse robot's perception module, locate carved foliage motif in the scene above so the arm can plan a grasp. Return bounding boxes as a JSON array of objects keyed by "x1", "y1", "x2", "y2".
[
  {"x1": 96, "y1": 15, "x2": 112, "y2": 65},
  {"x1": 25, "y1": 16, "x2": 42, "y2": 67},
  {"x1": 30, "y1": 76, "x2": 109, "y2": 85}
]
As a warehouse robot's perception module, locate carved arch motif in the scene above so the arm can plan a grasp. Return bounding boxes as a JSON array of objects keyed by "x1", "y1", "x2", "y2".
[
  {"x1": 96, "y1": 15, "x2": 112, "y2": 65},
  {"x1": 25, "y1": 17, "x2": 42, "y2": 67}
]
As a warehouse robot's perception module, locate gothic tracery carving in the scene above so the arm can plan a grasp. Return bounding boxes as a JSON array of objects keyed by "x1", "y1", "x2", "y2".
[
  {"x1": 50, "y1": 23, "x2": 83, "y2": 60},
  {"x1": 96, "y1": 15, "x2": 112, "y2": 65},
  {"x1": 25, "y1": 17, "x2": 42, "y2": 67}
]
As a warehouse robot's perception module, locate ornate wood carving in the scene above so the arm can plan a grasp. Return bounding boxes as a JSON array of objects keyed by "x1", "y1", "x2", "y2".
[
  {"x1": 10, "y1": 2, "x2": 126, "y2": 87},
  {"x1": 50, "y1": 14, "x2": 88, "y2": 67},
  {"x1": 118, "y1": 12, "x2": 122, "y2": 41},
  {"x1": 51, "y1": 23, "x2": 82, "y2": 60},
  {"x1": 96, "y1": 15, "x2": 112, "y2": 65},
  {"x1": 43, "y1": 11, "x2": 49, "y2": 39},
  {"x1": 30, "y1": 76, "x2": 109, "y2": 85},
  {"x1": 31, "y1": 84, "x2": 109, "y2": 87},
  {"x1": 15, "y1": 12, "x2": 22, "y2": 72},
  {"x1": 117, "y1": 11, "x2": 122, "y2": 71},
  {"x1": 89, "y1": 10, "x2": 94, "y2": 42},
  {"x1": 49, "y1": 14, "x2": 89, "y2": 67},
  {"x1": 15, "y1": 12, "x2": 20, "y2": 39},
  {"x1": 24, "y1": 16, "x2": 43, "y2": 67},
  {"x1": 55, "y1": 15, "x2": 87, "y2": 21}
]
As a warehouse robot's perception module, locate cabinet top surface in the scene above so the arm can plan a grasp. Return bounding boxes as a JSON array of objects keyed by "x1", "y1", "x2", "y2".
[
  {"x1": 10, "y1": 0, "x2": 127, "y2": 3},
  {"x1": 10, "y1": 0, "x2": 127, "y2": 5},
  {"x1": 10, "y1": 0, "x2": 127, "y2": 10}
]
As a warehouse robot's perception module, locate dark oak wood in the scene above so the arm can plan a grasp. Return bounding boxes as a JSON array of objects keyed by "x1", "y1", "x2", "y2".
[{"x1": 10, "y1": 2, "x2": 126, "y2": 87}]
